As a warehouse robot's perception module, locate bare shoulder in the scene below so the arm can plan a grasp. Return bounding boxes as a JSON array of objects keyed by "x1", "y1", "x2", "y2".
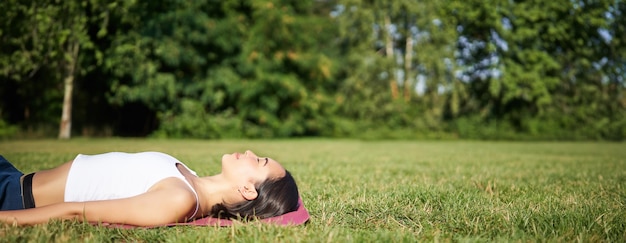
[
  {"x1": 150, "y1": 182, "x2": 198, "y2": 220},
  {"x1": 149, "y1": 177, "x2": 194, "y2": 193},
  {"x1": 149, "y1": 178, "x2": 197, "y2": 212}
]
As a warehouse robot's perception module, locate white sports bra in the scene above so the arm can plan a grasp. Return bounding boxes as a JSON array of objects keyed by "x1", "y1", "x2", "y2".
[{"x1": 64, "y1": 152, "x2": 200, "y2": 219}]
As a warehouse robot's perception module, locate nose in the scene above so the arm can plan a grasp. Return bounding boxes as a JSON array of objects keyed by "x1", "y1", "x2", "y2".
[{"x1": 245, "y1": 150, "x2": 258, "y2": 158}]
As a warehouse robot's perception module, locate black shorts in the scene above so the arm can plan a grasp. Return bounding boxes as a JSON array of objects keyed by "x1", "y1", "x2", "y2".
[{"x1": 0, "y1": 155, "x2": 35, "y2": 210}]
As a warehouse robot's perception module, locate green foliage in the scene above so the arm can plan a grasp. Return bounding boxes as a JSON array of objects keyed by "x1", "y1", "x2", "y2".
[
  {"x1": 441, "y1": 0, "x2": 625, "y2": 140},
  {"x1": 0, "y1": 0, "x2": 128, "y2": 137},
  {"x1": 154, "y1": 99, "x2": 244, "y2": 139},
  {"x1": 104, "y1": 0, "x2": 343, "y2": 138},
  {"x1": 1, "y1": 0, "x2": 625, "y2": 140},
  {"x1": 0, "y1": 119, "x2": 17, "y2": 139}
]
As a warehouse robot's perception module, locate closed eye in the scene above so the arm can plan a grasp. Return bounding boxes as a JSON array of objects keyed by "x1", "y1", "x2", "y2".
[{"x1": 256, "y1": 157, "x2": 268, "y2": 166}]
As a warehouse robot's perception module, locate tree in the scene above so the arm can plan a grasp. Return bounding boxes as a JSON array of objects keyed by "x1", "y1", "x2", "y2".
[
  {"x1": 105, "y1": 0, "x2": 341, "y2": 138},
  {"x1": 0, "y1": 0, "x2": 117, "y2": 139},
  {"x1": 0, "y1": 0, "x2": 64, "y2": 132}
]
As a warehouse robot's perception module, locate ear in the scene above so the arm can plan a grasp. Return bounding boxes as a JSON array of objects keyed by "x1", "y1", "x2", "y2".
[{"x1": 238, "y1": 183, "x2": 258, "y2": 200}]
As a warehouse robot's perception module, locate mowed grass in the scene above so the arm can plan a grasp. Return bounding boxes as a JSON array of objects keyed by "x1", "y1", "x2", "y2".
[{"x1": 0, "y1": 139, "x2": 624, "y2": 242}]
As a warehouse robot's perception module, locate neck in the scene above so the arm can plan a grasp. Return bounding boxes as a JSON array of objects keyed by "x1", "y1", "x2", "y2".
[{"x1": 190, "y1": 174, "x2": 233, "y2": 217}]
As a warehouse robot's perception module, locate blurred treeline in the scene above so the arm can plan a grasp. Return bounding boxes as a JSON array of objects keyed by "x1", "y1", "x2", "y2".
[{"x1": 1, "y1": 0, "x2": 625, "y2": 140}]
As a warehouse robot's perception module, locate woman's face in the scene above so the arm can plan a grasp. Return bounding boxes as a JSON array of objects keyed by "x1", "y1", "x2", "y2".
[{"x1": 221, "y1": 150, "x2": 286, "y2": 184}]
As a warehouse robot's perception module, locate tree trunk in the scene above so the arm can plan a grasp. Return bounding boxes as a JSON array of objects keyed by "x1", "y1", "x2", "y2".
[
  {"x1": 384, "y1": 14, "x2": 399, "y2": 100},
  {"x1": 58, "y1": 41, "x2": 79, "y2": 139},
  {"x1": 403, "y1": 33, "x2": 413, "y2": 102}
]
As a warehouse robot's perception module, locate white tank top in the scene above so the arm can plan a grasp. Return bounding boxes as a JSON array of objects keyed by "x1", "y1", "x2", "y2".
[{"x1": 64, "y1": 152, "x2": 200, "y2": 219}]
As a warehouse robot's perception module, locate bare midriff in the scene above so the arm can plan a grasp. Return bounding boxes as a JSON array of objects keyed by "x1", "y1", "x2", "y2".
[{"x1": 30, "y1": 161, "x2": 73, "y2": 207}]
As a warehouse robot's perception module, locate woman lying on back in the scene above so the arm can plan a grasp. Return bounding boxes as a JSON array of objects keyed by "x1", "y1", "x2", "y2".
[{"x1": 0, "y1": 150, "x2": 299, "y2": 226}]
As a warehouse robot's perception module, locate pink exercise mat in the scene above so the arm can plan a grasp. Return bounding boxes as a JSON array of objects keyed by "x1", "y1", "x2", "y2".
[{"x1": 100, "y1": 197, "x2": 309, "y2": 228}]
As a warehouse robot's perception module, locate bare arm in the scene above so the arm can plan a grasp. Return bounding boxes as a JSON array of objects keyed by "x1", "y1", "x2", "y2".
[
  {"x1": 0, "y1": 201, "x2": 83, "y2": 225},
  {"x1": 0, "y1": 188, "x2": 196, "y2": 226}
]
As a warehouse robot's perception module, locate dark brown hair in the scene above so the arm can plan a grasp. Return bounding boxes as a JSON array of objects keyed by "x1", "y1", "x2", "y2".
[{"x1": 210, "y1": 170, "x2": 299, "y2": 219}]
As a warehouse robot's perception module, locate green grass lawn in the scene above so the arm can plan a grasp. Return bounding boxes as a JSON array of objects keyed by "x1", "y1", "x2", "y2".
[{"x1": 1, "y1": 139, "x2": 625, "y2": 242}]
